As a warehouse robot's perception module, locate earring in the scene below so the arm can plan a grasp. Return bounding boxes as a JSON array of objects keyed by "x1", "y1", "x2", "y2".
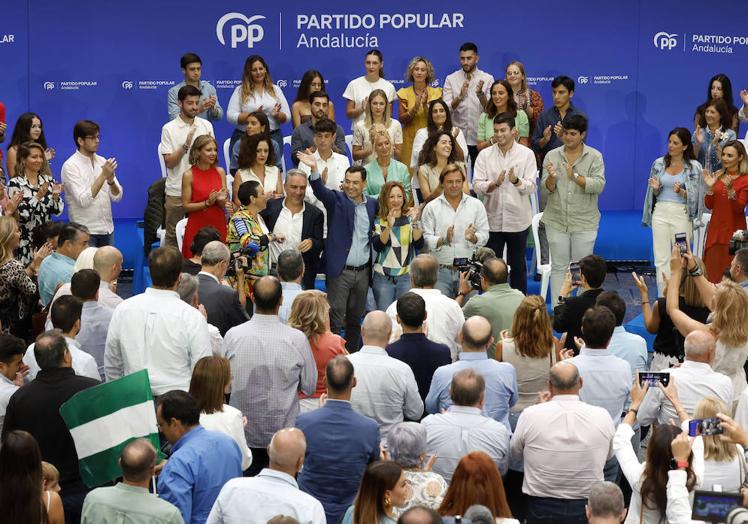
[{"x1": 384, "y1": 495, "x2": 391, "y2": 507}]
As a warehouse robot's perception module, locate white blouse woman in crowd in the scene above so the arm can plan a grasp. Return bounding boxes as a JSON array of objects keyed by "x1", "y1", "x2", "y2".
[
  {"x1": 188, "y1": 356, "x2": 252, "y2": 471},
  {"x1": 233, "y1": 134, "x2": 283, "y2": 207},
  {"x1": 352, "y1": 89, "x2": 403, "y2": 165},
  {"x1": 343, "y1": 49, "x2": 397, "y2": 132},
  {"x1": 227, "y1": 54, "x2": 290, "y2": 161},
  {"x1": 410, "y1": 99, "x2": 467, "y2": 171}
]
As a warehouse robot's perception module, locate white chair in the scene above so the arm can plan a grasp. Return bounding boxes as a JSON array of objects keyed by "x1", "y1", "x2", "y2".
[
  {"x1": 742, "y1": 129, "x2": 748, "y2": 150},
  {"x1": 157, "y1": 143, "x2": 167, "y2": 179},
  {"x1": 531, "y1": 212, "x2": 551, "y2": 301},
  {"x1": 345, "y1": 134, "x2": 354, "y2": 160},
  {"x1": 223, "y1": 138, "x2": 231, "y2": 174},
  {"x1": 530, "y1": 171, "x2": 540, "y2": 216},
  {"x1": 175, "y1": 218, "x2": 188, "y2": 253},
  {"x1": 282, "y1": 135, "x2": 291, "y2": 176},
  {"x1": 693, "y1": 212, "x2": 711, "y2": 259}
]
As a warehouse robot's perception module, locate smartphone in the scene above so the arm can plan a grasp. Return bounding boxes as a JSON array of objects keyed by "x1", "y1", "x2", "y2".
[
  {"x1": 691, "y1": 490, "x2": 742, "y2": 522},
  {"x1": 453, "y1": 257, "x2": 469, "y2": 270},
  {"x1": 639, "y1": 371, "x2": 670, "y2": 388},
  {"x1": 688, "y1": 418, "x2": 724, "y2": 437},
  {"x1": 569, "y1": 262, "x2": 581, "y2": 284},
  {"x1": 675, "y1": 232, "x2": 688, "y2": 255}
]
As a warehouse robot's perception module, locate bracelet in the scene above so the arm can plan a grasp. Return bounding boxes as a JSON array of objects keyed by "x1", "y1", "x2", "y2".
[
  {"x1": 628, "y1": 408, "x2": 638, "y2": 416},
  {"x1": 107, "y1": 180, "x2": 116, "y2": 186},
  {"x1": 688, "y1": 265, "x2": 704, "y2": 277},
  {"x1": 182, "y1": 144, "x2": 190, "y2": 152}
]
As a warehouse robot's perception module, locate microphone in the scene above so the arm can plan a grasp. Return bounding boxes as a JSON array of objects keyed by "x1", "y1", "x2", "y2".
[{"x1": 464, "y1": 505, "x2": 494, "y2": 524}]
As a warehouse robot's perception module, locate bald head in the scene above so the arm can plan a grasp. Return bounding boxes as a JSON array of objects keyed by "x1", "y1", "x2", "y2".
[
  {"x1": 410, "y1": 254, "x2": 439, "y2": 288},
  {"x1": 119, "y1": 438, "x2": 156, "y2": 483},
  {"x1": 361, "y1": 311, "x2": 393, "y2": 347},
  {"x1": 481, "y1": 256, "x2": 508, "y2": 285},
  {"x1": 254, "y1": 275, "x2": 283, "y2": 313},
  {"x1": 549, "y1": 361, "x2": 582, "y2": 394},
  {"x1": 268, "y1": 428, "x2": 306, "y2": 474},
  {"x1": 93, "y1": 246, "x2": 123, "y2": 282},
  {"x1": 461, "y1": 316, "x2": 493, "y2": 352},
  {"x1": 684, "y1": 330, "x2": 717, "y2": 363}
]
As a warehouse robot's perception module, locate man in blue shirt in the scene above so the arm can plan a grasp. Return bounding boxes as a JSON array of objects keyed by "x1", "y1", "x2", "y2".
[
  {"x1": 157, "y1": 390, "x2": 242, "y2": 524},
  {"x1": 277, "y1": 249, "x2": 305, "y2": 324},
  {"x1": 298, "y1": 151, "x2": 378, "y2": 352},
  {"x1": 38, "y1": 222, "x2": 90, "y2": 306},
  {"x1": 425, "y1": 316, "x2": 518, "y2": 430},
  {"x1": 295, "y1": 356, "x2": 380, "y2": 524},
  {"x1": 386, "y1": 292, "x2": 451, "y2": 402},
  {"x1": 167, "y1": 53, "x2": 223, "y2": 122}
]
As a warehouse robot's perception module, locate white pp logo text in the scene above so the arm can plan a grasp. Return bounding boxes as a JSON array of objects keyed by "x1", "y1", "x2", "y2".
[{"x1": 216, "y1": 13, "x2": 266, "y2": 48}]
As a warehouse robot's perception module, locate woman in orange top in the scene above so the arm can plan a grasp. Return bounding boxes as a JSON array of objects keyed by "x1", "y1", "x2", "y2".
[{"x1": 703, "y1": 140, "x2": 748, "y2": 282}]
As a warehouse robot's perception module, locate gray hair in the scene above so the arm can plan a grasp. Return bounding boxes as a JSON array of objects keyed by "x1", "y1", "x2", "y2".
[
  {"x1": 176, "y1": 273, "x2": 199, "y2": 304},
  {"x1": 684, "y1": 329, "x2": 716, "y2": 359},
  {"x1": 411, "y1": 254, "x2": 438, "y2": 287},
  {"x1": 387, "y1": 422, "x2": 427, "y2": 468},
  {"x1": 200, "y1": 241, "x2": 230, "y2": 266},
  {"x1": 285, "y1": 168, "x2": 308, "y2": 184},
  {"x1": 277, "y1": 249, "x2": 304, "y2": 282},
  {"x1": 587, "y1": 481, "x2": 624, "y2": 518}
]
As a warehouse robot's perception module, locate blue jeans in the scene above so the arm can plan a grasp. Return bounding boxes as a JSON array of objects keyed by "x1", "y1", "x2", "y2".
[
  {"x1": 372, "y1": 272, "x2": 411, "y2": 311},
  {"x1": 89, "y1": 233, "x2": 113, "y2": 247},
  {"x1": 526, "y1": 496, "x2": 587, "y2": 524},
  {"x1": 436, "y1": 267, "x2": 460, "y2": 298}
]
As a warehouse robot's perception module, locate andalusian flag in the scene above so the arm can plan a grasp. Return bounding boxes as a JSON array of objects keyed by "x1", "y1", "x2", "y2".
[{"x1": 60, "y1": 370, "x2": 160, "y2": 488}]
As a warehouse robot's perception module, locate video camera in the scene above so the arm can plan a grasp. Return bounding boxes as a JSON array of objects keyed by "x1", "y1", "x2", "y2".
[
  {"x1": 225, "y1": 241, "x2": 260, "y2": 277},
  {"x1": 729, "y1": 230, "x2": 748, "y2": 255},
  {"x1": 453, "y1": 254, "x2": 483, "y2": 291}
]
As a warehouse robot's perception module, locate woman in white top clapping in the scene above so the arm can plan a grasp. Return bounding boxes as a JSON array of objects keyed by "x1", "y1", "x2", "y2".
[
  {"x1": 227, "y1": 55, "x2": 290, "y2": 163},
  {"x1": 189, "y1": 356, "x2": 252, "y2": 471},
  {"x1": 343, "y1": 49, "x2": 397, "y2": 132},
  {"x1": 233, "y1": 134, "x2": 283, "y2": 207}
]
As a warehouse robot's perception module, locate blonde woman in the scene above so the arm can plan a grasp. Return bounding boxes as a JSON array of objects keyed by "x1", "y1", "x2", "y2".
[
  {"x1": 505, "y1": 61, "x2": 544, "y2": 137},
  {"x1": 227, "y1": 55, "x2": 290, "y2": 161},
  {"x1": 352, "y1": 89, "x2": 403, "y2": 165},
  {"x1": 288, "y1": 290, "x2": 347, "y2": 412},
  {"x1": 497, "y1": 295, "x2": 557, "y2": 430},
  {"x1": 667, "y1": 250, "x2": 748, "y2": 401},
  {"x1": 397, "y1": 57, "x2": 442, "y2": 174},
  {"x1": 181, "y1": 135, "x2": 227, "y2": 258},
  {"x1": 364, "y1": 127, "x2": 411, "y2": 199}
]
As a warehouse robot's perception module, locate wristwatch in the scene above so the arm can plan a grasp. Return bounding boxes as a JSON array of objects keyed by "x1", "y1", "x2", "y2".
[
  {"x1": 557, "y1": 296, "x2": 566, "y2": 304},
  {"x1": 670, "y1": 458, "x2": 689, "y2": 470}
]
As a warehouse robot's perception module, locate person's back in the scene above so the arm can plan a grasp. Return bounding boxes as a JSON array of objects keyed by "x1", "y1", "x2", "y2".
[
  {"x1": 295, "y1": 356, "x2": 380, "y2": 524},
  {"x1": 72, "y1": 268, "x2": 114, "y2": 378},
  {"x1": 196, "y1": 241, "x2": 248, "y2": 336},
  {"x1": 105, "y1": 247, "x2": 211, "y2": 395},
  {"x1": 596, "y1": 291, "x2": 648, "y2": 380}
]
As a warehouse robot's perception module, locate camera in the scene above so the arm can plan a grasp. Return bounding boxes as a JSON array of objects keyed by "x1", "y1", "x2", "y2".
[
  {"x1": 454, "y1": 254, "x2": 483, "y2": 291},
  {"x1": 225, "y1": 241, "x2": 260, "y2": 277},
  {"x1": 729, "y1": 230, "x2": 748, "y2": 255}
]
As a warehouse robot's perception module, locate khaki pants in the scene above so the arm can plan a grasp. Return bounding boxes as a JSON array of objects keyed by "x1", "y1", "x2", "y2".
[{"x1": 164, "y1": 195, "x2": 184, "y2": 248}]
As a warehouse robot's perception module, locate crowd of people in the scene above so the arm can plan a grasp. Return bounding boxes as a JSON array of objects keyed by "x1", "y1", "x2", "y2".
[{"x1": 1, "y1": 43, "x2": 748, "y2": 524}]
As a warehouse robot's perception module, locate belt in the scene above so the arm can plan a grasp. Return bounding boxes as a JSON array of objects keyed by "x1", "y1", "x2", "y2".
[{"x1": 344, "y1": 263, "x2": 370, "y2": 272}]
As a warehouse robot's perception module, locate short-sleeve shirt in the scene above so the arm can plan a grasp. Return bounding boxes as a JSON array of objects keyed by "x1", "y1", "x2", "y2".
[{"x1": 160, "y1": 117, "x2": 215, "y2": 197}]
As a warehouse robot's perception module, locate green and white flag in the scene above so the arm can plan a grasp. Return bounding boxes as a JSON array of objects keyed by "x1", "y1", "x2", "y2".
[{"x1": 60, "y1": 369, "x2": 160, "y2": 488}]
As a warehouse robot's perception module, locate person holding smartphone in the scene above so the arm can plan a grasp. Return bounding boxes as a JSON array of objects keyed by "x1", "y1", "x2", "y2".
[{"x1": 642, "y1": 128, "x2": 704, "y2": 296}]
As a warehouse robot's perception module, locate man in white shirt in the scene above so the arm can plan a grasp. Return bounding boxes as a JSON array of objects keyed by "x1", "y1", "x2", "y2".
[
  {"x1": 61, "y1": 120, "x2": 122, "y2": 247},
  {"x1": 385, "y1": 254, "x2": 464, "y2": 360},
  {"x1": 442, "y1": 42, "x2": 494, "y2": 168},
  {"x1": 348, "y1": 311, "x2": 423, "y2": 439},
  {"x1": 105, "y1": 246, "x2": 211, "y2": 395},
  {"x1": 24, "y1": 296, "x2": 100, "y2": 381},
  {"x1": 160, "y1": 84, "x2": 215, "y2": 247},
  {"x1": 422, "y1": 368, "x2": 511, "y2": 482},
  {"x1": 0, "y1": 334, "x2": 25, "y2": 435},
  {"x1": 472, "y1": 113, "x2": 537, "y2": 292},
  {"x1": 511, "y1": 361, "x2": 615, "y2": 523},
  {"x1": 637, "y1": 329, "x2": 733, "y2": 426},
  {"x1": 421, "y1": 165, "x2": 489, "y2": 298},
  {"x1": 298, "y1": 119, "x2": 351, "y2": 235},
  {"x1": 207, "y1": 428, "x2": 325, "y2": 524}
]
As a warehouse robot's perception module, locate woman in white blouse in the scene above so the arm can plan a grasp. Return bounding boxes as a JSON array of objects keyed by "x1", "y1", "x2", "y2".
[
  {"x1": 189, "y1": 356, "x2": 252, "y2": 471},
  {"x1": 614, "y1": 376, "x2": 703, "y2": 524},
  {"x1": 227, "y1": 55, "x2": 290, "y2": 163},
  {"x1": 352, "y1": 88, "x2": 403, "y2": 165},
  {"x1": 233, "y1": 134, "x2": 283, "y2": 207}
]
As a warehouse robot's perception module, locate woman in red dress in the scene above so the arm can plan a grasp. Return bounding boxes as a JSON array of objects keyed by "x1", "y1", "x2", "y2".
[
  {"x1": 181, "y1": 135, "x2": 228, "y2": 258},
  {"x1": 703, "y1": 140, "x2": 748, "y2": 282}
]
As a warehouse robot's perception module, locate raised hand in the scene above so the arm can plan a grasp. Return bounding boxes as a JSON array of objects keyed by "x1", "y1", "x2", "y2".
[
  {"x1": 271, "y1": 103, "x2": 282, "y2": 118},
  {"x1": 553, "y1": 121, "x2": 564, "y2": 137},
  {"x1": 459, "y1": 80, "x2": 469, "y2": 100},
  {"x1": 45, "y1": 148, "x2": 55, "y2": 161},
  {"x1": 542, "y1": 125, "x2": 552, "y2": 142},
  {"x1": 465, "y1": 223, "x2": 478, "y2": 243},
  {"x1": 51, "y1": 182, "x2": 63, "y2": 197},
  {"x1": 475, "y1": 79, "x2": 485, "y2": 95},
  {"x1": 102, "y1": 158, "x2": 117, "y2": 179},
  {"x1": 37, "y1": 180, "x2": 50, "y2": 200},
  {"x1": 741, "y1": 89, "x2": 748, "y2": 107},
  {"x1": 5, "y1": 191, "x2": 23, "y2": 215},
  {"x1": 702, "y1": 169, "x2": 718, "y2": 189},
  {"x1": 631, "y1": 272, "x2": 649, "y2": 296},
  {"x1": 297, "y1": 149, "x2": 318, "y2": 173},
  {"x1": 694, "y1": 127, "x2": 704, "y2": 145}
]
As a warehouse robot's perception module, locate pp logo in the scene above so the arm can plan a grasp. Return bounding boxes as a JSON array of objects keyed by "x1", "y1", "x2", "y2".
[
  {"x1": 276, "y1": 79, "x2": 288, "y2": 88},
  {"x1": 43, "y1": 81, "x2": 55, "y2": 90},
  {"x1": 216, "y1": 12, "x2": 266, "y2": 48},
  {"x1": 653, "y1": 31, "x2": 678, "y2": 50},
  {"x1": 577, "y1": 76, "x2": 589, "y2": 85},
  {"x1": 431, "y1": 79, "x2": 441, "y2": 88},
  {"x1": 122, "y1": 81, "x2": 134, "y2": 90}
]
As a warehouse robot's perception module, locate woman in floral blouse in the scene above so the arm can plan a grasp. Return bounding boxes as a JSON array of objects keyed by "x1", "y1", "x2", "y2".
[{"x1": 8, "y1": 142, "x2": 63, "y2": 265}]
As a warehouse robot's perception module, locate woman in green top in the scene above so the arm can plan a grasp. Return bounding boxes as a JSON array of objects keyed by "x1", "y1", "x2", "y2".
[
  {"x1": 476, "y1": 80, "x2": 530, "y2": 152},
  {"x1": 365, "y1": 126, "x2": 411, "y2": 199},
  {"x1": 371, "y1": 180, "x2": 424, "y2": 310},
  {"x1": 341, "y1": 461, "x2": 410, "y2": 524}
]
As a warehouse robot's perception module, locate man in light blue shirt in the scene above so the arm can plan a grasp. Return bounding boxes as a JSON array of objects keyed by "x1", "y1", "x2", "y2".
[
  {"x1": 157, "y1": 391, "x2": 242, "y2": 524},
  {"x1": 71, "y1": 269, "x2": 113, "y2": 379},
  {"x1": 38, "y1": 223, "x2": 90, "y2": 306},
  {"x1": 277, "y1": 249, "x2": 305, "y2": 324},
  {"x1": 425, "y1": 316, "x2": 518, "y2": 430},
  {"x1": 167, "y1": 53, "x2": 223, "y2": 122}
]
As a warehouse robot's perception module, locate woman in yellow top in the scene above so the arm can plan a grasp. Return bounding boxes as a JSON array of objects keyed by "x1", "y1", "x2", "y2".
[{"x1": 397, "y1": 57, "x2": 442, "y2": 175}]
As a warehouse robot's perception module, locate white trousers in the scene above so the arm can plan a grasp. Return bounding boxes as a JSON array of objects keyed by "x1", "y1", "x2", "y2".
[
  {"x1": 546, "y1": 225, "x2": 598, "y2": 306},
  {"x1": 651, "y1": 201, "x2": 692, "y2": 296}
]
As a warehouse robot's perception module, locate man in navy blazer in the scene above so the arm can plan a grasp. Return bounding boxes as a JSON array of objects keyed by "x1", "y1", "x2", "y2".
[
  {"x1": 260, "y1": 169, "x2": 324, "y2": 290},
  {"x1": 386, "y1": 292, "x2": 452, "y2": 403},
  {"x1": 196, "y1": 241, "x2": 249, "y2": 335},
  {"x1": 299, "y1": 150, "x2": 378, "y2": 352},
  {"x1": 295, "y1": 356, "x2": 380, "y2": 524}
]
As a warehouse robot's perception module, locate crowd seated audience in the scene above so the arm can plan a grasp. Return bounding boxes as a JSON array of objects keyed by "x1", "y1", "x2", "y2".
[{"x1": 7, "y1": 49, "x2": 748, "y2": 524}]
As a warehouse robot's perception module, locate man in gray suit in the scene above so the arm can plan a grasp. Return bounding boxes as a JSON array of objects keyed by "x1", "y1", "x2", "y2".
[{"x1": 197, "y1": 241, "x2": 248, "y2": 336}]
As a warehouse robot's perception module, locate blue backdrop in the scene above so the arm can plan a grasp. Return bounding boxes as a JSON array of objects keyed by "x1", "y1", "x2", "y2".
[{"x1": 2, "y1": 0, "x2": 748, "y2": 219}]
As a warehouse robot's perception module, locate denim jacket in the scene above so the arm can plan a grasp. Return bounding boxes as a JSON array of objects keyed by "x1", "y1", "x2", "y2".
[{"x1": 642, "y1": 157, "x2": 704, "y2": 227}]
